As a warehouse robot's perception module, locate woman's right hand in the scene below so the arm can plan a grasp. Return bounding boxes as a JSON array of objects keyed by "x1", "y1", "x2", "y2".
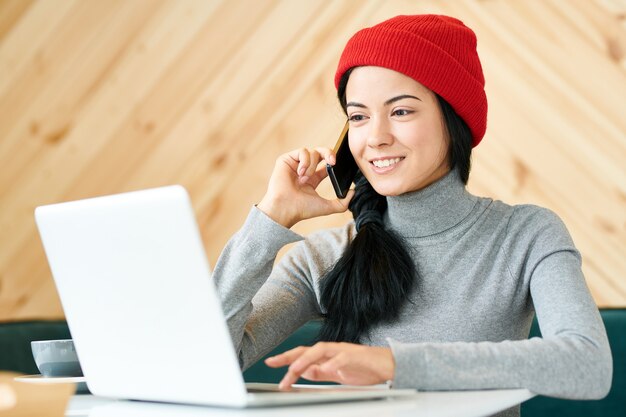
[{"x1": 257, "y1": 147, "x2": 355, "y2": 229}]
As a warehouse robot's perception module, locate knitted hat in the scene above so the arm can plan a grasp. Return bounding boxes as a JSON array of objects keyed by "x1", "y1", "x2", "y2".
[{"x1": 335, "y1": 14, "x2": 487, "y2": 147}]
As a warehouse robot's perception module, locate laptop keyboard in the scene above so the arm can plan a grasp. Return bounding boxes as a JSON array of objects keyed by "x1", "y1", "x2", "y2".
[
  {"x1": 247, "y1": 387, "x2": 308, "y2": 394},
  {"x1": 247, "y1": 386, "x2": 372, "y2": 394}
]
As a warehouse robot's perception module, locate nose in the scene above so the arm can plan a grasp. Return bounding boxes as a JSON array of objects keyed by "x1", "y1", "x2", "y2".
[{"x1": 366, "y1": 117, "x2": 393, "y2": 148}]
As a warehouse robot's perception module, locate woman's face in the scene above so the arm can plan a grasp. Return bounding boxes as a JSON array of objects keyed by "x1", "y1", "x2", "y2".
[{"x1": 345, "y1": 66, "x2": 450, "y2": 196}]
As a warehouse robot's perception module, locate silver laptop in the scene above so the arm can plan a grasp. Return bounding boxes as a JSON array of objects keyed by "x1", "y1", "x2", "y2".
[{"x1": 34, "y1": 185, "x2": 415, "y2": 407}]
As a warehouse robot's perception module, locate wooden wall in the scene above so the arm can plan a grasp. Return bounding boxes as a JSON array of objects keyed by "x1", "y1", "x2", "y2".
[{"x1": 0, "y1": 0, "x2": 624, "y2": 321}]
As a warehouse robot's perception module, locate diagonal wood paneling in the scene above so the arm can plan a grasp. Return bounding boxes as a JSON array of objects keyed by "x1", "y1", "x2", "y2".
[{"x1": 0, "y1": 0, "x2": 624, "y2": 321}]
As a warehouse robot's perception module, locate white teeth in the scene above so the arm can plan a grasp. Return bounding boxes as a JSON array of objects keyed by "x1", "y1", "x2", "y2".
[{"x1": 372, "y1": 157, "x2": 402, "y2": 168}]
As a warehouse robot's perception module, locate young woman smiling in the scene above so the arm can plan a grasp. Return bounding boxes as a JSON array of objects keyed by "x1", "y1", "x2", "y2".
[{"x1": 211, "y1": 15, "x2": 612, "y2": 417}]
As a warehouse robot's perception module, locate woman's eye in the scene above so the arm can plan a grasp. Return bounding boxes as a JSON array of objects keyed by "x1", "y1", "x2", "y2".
[
  {"x1": 348, "y1": 114, "x2": 366, "y2": 122},
  {"x1": 393, "y1": 109, "x2": 413, "y2": 117}
]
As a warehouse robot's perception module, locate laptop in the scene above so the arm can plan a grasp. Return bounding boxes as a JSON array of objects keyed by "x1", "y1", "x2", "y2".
[{"x1": 34, "y1": 185, "x2": 416, "y2": 407}]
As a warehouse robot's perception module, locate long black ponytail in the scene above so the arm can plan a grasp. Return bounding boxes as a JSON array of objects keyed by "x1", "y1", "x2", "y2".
[
  {"x1": 318, "y1": 68, "x2": 473, "y2": 343},
  {"x1": 318, "y1": 171, "x2": 416, "y2": 343}
]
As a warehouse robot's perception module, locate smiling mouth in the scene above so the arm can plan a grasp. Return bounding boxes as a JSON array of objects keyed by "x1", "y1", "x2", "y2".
[{"x1": 371, "y1": 157, "x2": 404, "y2": 168}]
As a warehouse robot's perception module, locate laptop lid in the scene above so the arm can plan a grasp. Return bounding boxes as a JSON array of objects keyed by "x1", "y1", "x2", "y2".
[
  {"x1": 35, "y1": 185, "x2": 249, "y2": 407},
  {"x1": 35, "y1": 186, "x2": 415, "y2": 408}
]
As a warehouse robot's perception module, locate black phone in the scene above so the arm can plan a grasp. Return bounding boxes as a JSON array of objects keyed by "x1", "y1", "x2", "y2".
[{"x1": 326, "y1": 121, "x2": 358, "y2": 199}]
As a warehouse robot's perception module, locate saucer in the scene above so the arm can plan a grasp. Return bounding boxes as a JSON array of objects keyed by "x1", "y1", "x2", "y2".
[{"x1": 15, "y1": 375, "x2": 89, "y2": 393}]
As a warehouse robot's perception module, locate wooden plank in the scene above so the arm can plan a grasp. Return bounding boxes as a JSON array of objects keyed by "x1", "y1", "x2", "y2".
[
  {"x1": 0, "y1": 0, "x2": 35, "y2": 42},
  {"x1": 0, "y1": 0, "x2": 227, "y2": 319},
  {"x1": 0, "y1": 0, "x2": 79, "y2": 96}
]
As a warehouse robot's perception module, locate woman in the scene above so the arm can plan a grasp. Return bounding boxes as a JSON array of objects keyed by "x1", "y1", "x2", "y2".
[{"x1": 211, "y1": 14, "x2": 612, "y2": 411}]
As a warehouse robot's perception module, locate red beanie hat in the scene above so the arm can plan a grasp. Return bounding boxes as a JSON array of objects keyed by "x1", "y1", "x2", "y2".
[{"x1": 335, "y1": 14, "x2": 487, "y2": 147}]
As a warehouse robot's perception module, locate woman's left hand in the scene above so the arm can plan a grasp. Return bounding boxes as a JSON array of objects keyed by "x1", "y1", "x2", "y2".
[{"x1": 264, "y1": 342, "x2": 395, "y2": 390}]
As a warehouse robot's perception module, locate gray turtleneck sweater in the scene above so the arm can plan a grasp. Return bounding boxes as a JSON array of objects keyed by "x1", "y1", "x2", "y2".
[{"x1": 212, "y1": 170, "x2": 612, "y2": 416}]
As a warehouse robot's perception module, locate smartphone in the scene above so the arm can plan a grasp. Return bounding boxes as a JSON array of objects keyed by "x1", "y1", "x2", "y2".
[{"x1": 326, "y1": 121, "x2": 358, "y2": 199}]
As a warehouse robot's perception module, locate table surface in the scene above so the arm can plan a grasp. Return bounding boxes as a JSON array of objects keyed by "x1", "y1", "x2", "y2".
[{"x1": 66, "y1": 389, "x2": 535, "y2": 417}]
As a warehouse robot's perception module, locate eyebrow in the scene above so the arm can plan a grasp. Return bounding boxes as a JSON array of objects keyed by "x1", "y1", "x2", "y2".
[{"x1": 346, "y1": 94, "x2": 422, "y2": 108}]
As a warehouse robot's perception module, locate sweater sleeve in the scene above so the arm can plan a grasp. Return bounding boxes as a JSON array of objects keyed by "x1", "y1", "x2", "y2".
[
  {"x1": 387, "y1": 206, "x2": 612, "y2": 399},
  {"x1": 211, "y1": 206, "x2": 323, "y2": 370}
]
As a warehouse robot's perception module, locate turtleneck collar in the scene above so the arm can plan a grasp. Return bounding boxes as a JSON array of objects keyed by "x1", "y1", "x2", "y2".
[{"x1": 384, "y1": 169, "x2": 478, "y2": 238}]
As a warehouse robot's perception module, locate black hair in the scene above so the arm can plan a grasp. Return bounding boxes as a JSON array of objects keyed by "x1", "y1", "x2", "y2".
[
  {"x1": 318, "y1": 67, "x2": 473, "y2": 343},
  {"x1": 438, "y1": 94, "x2": 472, "y2": 184}
]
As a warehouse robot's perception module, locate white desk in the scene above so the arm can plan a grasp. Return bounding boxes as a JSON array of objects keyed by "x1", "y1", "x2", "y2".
[{"x1": 66, "y1": 389, "x2": 535, "y2": 417}]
